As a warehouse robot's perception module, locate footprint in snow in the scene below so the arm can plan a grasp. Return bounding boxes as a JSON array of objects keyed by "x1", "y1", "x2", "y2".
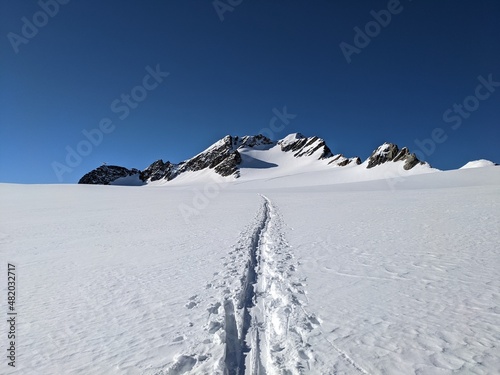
[
  {"x1": 207, "y1": 321, "x2": 222, "y2": 334},
  {"x1": 207, "y1": 302, "x2": 221, "y2": 314},
  {"x1": 308, "y1": 315, "x2": 321, "y2": 326},
  {"x1": 185, "y1": 295, "x2": 200, "y2": 309}
]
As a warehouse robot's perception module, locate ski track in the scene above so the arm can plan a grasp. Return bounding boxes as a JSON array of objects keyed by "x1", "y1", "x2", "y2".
[{"x1": 158, "y1": 194, "x2": 370, "y2": 375}]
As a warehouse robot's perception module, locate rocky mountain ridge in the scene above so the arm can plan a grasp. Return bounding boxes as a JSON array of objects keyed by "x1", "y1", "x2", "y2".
[
  {"x1": 78, "y1": 133, "x2": 427, "y2": 185},
  {"x1": 78, "y1": 165, "x2": 142, "y2": 185}
]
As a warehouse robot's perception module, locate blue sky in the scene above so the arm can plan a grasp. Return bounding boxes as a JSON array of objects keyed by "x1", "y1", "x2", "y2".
[{"x1": 1, "y1": 0, "x2": 499, "y2": 184}]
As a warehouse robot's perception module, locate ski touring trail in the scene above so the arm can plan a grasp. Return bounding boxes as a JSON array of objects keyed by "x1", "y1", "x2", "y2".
[{"x1": 157, "y1": 194, "x2": 369, "y2": 375}]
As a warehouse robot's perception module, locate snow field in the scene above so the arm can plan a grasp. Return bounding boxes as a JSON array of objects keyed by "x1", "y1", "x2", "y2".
[
  {"x1": 0, "y1": 185, "x2": 260, "y2": 374},
  {"x1": 165, "y1": 195, "x2": 323, "y2": 374},
  {"x1": 1, "y1": 167, "x2": 499, "y2": 374},
  {"x1": 271, "y1": 185, "x2": 500, "y2": 374}
]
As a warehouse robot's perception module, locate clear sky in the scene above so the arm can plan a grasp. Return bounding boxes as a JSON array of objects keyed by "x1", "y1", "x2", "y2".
[{"x1": 1, "y1": 0, "x2": 499, "y2": 184}]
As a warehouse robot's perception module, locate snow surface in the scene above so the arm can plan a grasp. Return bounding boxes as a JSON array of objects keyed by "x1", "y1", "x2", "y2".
[
  {"x1": 460, "y1": 159, "x2": 497, "y2": 169},
  {"x1": 277, "y1": 133, "x2": 305, "y2": 147},
  {"x1": 1, "y1": 166, "x2": 500, "y2": 374}
]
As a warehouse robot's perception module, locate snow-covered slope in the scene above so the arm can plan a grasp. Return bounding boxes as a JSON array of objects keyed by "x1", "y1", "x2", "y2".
[
  {"x1": 1, "y1": 166, "x2": 500, "y2": 374},
  {"x1": 460, "y1": 159, "x2": 497, "y2": 169},
  {"x1": 145, "y1": 134, "x2": 438, "y2": 188},
  {"x1": 79, "y1": 133, "x2": 437, "y2": 186}
]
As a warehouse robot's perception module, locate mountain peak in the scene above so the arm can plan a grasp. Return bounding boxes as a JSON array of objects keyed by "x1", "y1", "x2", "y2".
[
  {"x1": 78, "y1": 165, "x2": 141, "y2": 185},
  {"x1": 278, "y1": 133, "x2": 306, "y2": 145},
  {"x1": 233, "y1": 134, "x2": 274, "y2": 149},
  {"x1": 278, "y1": 134, "x2": 333, "y2": 160},
  {"x1": 367, "y1": 142, "x2": 426, "y2": 170},
  {"x1": 78, "y1": 134, "x2": 434, "y2": 185}
]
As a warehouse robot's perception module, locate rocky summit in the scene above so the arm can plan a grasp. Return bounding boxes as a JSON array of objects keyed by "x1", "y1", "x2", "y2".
[
  {"x1": 367, "y1": 143, "x2": 424, "y2": 170},
  {"x1": 78, "y1": 133, "x2": 428, "y2": 185},
  {"x1": 78, "y1": 165, "x2": 141, "y2": 185}
]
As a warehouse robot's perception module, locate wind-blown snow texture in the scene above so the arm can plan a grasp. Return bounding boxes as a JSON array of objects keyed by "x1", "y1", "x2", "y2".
[{"x1": 1, "y1": 166, "x2": 500, "y2": 374}]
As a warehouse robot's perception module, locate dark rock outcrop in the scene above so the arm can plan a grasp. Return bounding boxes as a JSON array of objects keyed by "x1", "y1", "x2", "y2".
[
  {"x1": 279, "y1": 134, "x2": 333, "y2": 159},
  {"x1": 327, "y1": 154, "x2": 361, "y2": 167},
  {"x1": 179, "y1": 135, "x2": 237, "y2": 173},
  {"x1": 140, "y1": 160, "x2": 176, "y2": 182},
  {"x1": 337, "y1": 157, "x2": 361, "y2": 167},
  {"x1": 367, "y1": 143, "x2": 425, "y2": 170},
  {"x1": 138, "y1": 135, "x2": 272, "y2": 182},
  {"x1": 214, "y1": 150, "x2": 242, "y2": 177},
  {"x1": 393, "y1": 147, "x2": 421, "y2": 170},
  {"x1": 79, "y1": 135, "x2": 275, "y2": 185},
  {"x1": 174, "y1": 134, "x2": 272, "y2": 178},
  {"x1": 78, "y1": 134, "x2": 430, "y2": 185},
  {"x1": 279, "y1": 133, "x2": 361, "y2": 166},
  {"x1": 78, "y1": 165, "x2": 141, "y2": 185},
  {"x1": 233, "y1": 134, "x2": 274, "y2": 149}
]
